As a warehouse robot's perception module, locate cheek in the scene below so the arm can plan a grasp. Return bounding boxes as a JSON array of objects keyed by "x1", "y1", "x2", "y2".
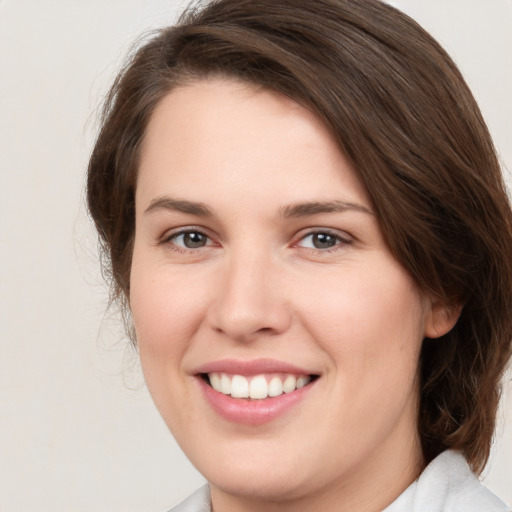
[
  {"x1": 299, "y1": 262, "x2": 426, "y2": 379},
  {"x1": 129, "y1": 260, "x2": 208, "y2": 363},
  {"x1": 129, "y1": 265, "x2": 208, "y2": 426}
]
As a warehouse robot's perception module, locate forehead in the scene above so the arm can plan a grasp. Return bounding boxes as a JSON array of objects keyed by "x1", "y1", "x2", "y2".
[
  {"x1": 141, "y1": 78, "x2": 333, "y2": 158},
  {"x1": 137, "y1": 78, "x2": 370, "y2": 211}
]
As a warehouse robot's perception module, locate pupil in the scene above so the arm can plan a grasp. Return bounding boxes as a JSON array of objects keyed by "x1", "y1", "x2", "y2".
[
  {"x1": 184, "y1": 232, "x2": 206, "y2": 248},
  {"x1": 313, "y1": 233, "x2": 336, "y2": 249}
]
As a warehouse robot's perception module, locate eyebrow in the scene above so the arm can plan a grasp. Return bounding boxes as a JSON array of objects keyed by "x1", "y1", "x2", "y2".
[
  {"x1": 144, "y1": 197, "x2": 213, "y2": 217},
  {"x1": 280, "y1": 200, "x2": 373, "y2": 218},
  {"x1": 144, "y1": 196, "x2": 373, "y2": 218}
]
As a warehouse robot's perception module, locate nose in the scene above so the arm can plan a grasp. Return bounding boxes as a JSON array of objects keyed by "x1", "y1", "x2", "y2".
[{"x1": 207, "y1": 250, "x2": 292, "y2": 342}]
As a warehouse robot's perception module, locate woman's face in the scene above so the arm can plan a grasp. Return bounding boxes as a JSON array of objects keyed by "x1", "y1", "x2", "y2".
[{"x1": 131, "y1": 79, "x2": 451, "y2": 508}]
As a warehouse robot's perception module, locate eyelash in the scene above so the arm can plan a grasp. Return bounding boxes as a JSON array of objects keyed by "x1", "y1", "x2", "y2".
[
  {"x1": 160, "y1": 227, "x2": 353, "y2": 255},
  {"x1": 160, "y1": 228, "x2": 215, "y2": 253},
  {"x1": 293, "y1": 230, "x2": 353, "y2": 253}
]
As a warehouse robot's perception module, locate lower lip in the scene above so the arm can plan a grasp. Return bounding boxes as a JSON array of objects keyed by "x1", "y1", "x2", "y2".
[{"x1": 197, "y1": 377, "x2": 316, "y2": 426}]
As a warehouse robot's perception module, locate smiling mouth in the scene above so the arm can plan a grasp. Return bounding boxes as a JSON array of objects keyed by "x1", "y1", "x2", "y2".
[{"x1": 201, "y1": 372, "x2": 319, "y2": 400}]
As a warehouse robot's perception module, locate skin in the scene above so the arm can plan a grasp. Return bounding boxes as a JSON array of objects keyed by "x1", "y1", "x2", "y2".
[{"x1": 130, "y1": 78, "x2": 459, "y2": 512}]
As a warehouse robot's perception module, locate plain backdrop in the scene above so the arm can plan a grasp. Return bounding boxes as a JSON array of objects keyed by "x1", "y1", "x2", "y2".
[{"x1": 0, "y1": 1, "x2": 510, "y2": 510}]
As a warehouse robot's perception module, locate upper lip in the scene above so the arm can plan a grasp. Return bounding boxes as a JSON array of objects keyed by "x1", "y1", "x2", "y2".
[{"x1": 193, "y1": 358, "x2": 317, "y2": 377}]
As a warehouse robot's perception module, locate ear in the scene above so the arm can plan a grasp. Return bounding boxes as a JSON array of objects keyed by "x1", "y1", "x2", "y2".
[{"x1": 424, "y1": 296, "x2": 463, "y2": 339}]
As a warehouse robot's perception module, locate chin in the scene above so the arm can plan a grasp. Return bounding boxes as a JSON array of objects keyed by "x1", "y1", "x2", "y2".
[
  {"x1": 208, "y1": 468, "x2": 311, "y2": 503},
  {"x1": 194, "y1": 443, "x2": 327, "y2": 504}
]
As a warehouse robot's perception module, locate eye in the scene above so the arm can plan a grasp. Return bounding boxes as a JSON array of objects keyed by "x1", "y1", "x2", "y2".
[
  {"x1": 296, "y1": 230, "x2": 351, "y2": 251},
  {"x1": 165, "y1": 229, "x2": 212, "y2": 249}
]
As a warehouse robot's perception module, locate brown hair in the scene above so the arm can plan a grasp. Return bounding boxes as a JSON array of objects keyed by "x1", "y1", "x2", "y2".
[{"x1": 87, "y1": 0, "x2": 512, "y2": 474}]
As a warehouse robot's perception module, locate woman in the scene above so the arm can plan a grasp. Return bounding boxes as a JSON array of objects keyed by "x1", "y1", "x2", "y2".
[{"x1": 87, "y1": 0, "x2": 512, "y2": 510}]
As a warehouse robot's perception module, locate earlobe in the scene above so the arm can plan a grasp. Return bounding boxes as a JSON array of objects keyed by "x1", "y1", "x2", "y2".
[{"x1": 424, "y1": 298, "x2": 463, "y2": 339}]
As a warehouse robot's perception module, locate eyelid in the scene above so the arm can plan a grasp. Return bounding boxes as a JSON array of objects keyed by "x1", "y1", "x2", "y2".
[
  {"x1": 158, "y1": 225, "x2": 353, "y2": 253},
  {"x1": 160, "y1": 226, "x2": 218, "y2": 250},
  {"x1": 292, "y1": 228, "x2": 353, "y2": 250}
]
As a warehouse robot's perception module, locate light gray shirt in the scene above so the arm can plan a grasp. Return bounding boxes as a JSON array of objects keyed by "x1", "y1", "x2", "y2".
[{"x1": 168, "y1": 450, "x2": 510, "y2": 512}]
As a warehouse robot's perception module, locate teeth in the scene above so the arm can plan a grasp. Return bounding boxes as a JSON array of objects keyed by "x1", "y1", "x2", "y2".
[
  {"x1": 283, "y1": 375, "x2": 296, "y2": 393},
  {"x1": 249, "y1": 375, "x2": 268, "y2": 399},
  {"x1": 231, "y1": 375, "x2": 249, "y2": 398},
  {"x1": 268, "y1": 376, "x2": 283, "y2": 397},
  {"x1": 220, "y1": 373, "x2": 231, "y2": 395},
  {"x1": 297, "y1": 376, "x2": 309, "y2": 389},
  {"x1": 208, "y1": 372, "x2": 312, "y2": 399},
  {"x1": 209, "y1": 373, "x2": 221, "y2": 391}
]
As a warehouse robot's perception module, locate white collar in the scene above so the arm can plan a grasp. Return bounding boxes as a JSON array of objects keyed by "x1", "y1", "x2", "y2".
[{"x1": 383, "y1": 450, "x2": 509, "y2": 512}]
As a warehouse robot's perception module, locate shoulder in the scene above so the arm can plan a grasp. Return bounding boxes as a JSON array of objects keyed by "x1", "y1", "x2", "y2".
[
  {"x1": 167, "y1": 485, "x2": 211, "y2": 512},
  {"x1": 384, "y1": 450, "x2": 510, "y2": 512}
]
